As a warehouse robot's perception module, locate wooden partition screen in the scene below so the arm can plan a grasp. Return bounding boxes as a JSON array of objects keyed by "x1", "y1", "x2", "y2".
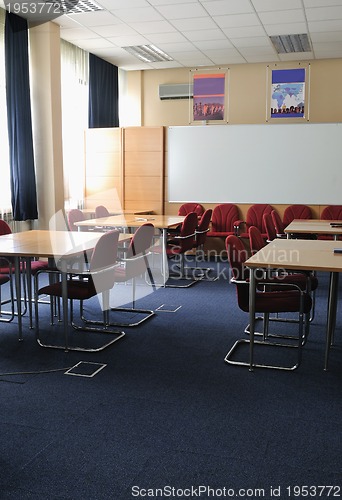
[
  {"x1": 123, "y1": 126, "x2": 164, "y2": 214},
  {"x1": 84, "y1": 126, "x2": 164, "y2": 214}
]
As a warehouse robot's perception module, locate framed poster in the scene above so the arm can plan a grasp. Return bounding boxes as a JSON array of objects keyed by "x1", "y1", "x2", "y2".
[
  {"x1": 267, "y1": 64, "x2": 310, "y2": 122},
  {"x1": 190, "y1": 68, "x2": 228, "y2": 124}
]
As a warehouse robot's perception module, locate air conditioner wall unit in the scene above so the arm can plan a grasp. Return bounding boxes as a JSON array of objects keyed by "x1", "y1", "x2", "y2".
[{"x1": 158, "y1": 83, "x2": 193, "y2": 100}]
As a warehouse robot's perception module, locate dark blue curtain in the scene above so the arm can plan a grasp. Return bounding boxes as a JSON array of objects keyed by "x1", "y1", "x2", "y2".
[
  {"x1": 5, "y1": 12, "x2": 38, "y2": 221},
  {"x1": 88, "y1": 53, "x2": 119, "y2": 128}
]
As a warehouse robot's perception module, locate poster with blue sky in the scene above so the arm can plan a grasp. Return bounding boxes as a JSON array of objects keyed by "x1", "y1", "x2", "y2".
[
  {"x1": 193, "y1": 73, "x2": 225, "y2": 121},
  {"x1": 270, "y1": 68, "x2": 305, "y2": 118}
]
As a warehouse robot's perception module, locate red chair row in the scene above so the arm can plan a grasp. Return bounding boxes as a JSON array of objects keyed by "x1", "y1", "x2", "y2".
[{"x1": 178, "y1": 203, "x2": 342, "y2": 244}]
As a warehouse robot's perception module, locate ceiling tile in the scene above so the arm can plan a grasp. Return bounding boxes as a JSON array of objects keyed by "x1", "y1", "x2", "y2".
[
  {"x1": 146, "y1": 32, "x2": 188, "y2": 44},
  {"x1": 264, "y1": 22, "x2": 308, "y2": 36},
  {"x1": 193, "y1": 39, "x2": 233, "y2": 50},
  {"x1": 89, "y1": 24, "x2": 138, "y2": 37},
  {"x1": 304, "y1": 0, "x2": 342, "y2": 7},
  {"x1": 258, "y1": 9, "x2": 306, "y2": 25},
  {"x1": 183, "y1": 29, "x2": 227, "y2": 42},
  {"x1": 107, "y1": 34, "x2": 150, "y2": 47},
  {"x1": 306, "y1": 6, "x2": 342, "y2": 21},
  {"x1": 231, "y1": 36, "x2": 272, "y2": 47},
  {"x1": 154, "y1": 3, "x2": 207, "y2": 20},
  {"x1": 222, "y1": 25, "x2": 266, "y2": 37},
  {"x1": 252, "y1": 0, "x2": 303, "y2": 11},
  {"x1": 129, "y1": 20, "x2": 177, "y2": 34},
  {"x1": 201, "y1": 0, "x2": 254, "y2": 16},
  {"x1": 111, "y1": 7, "x2": 164, "y2": 23},
  {"x1": 308, "y1": 19, "x2": 342, "y2": 31},
  {"x1": 66, "y1": 11, "x2": 119, "y2": 26},
  {"x1": 214, "y1": 13, "x2": 262, "y2": 29},
  {"x1": 170, "y1": 17, "x2": 218, "y2": 31}
]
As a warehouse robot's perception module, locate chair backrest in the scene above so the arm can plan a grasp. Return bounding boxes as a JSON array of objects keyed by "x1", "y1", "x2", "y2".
[
  {"x1": 95, "y1": 205, "x2": 110, "y2": 218},
  {"x1": 226, "y1": 235, "x2": 250, "y2": 311},
  {"x1": 89, "y1": 230, "x2": 120, "y2": 293},
  {"x1": 246, "y1": 204, "x2": 273, "y2": 233},
  {"x1": 249, "y1": 226, "x2": 266, "y2": 255},
  {"x1": 211, "y1": 203, "x2": 239, "y2": 232},
  {"x1": 283, "y1": 204, "x2": 312, "y2": 225},
  {"x1": 271, "y1": 210, "x2": 285, "y2": 236},
  {"x1": 68, "y1": 209, "x2": 85, "y2": 232},
  {"x1": 0, "y1": 219, "x2": 12, "y2": 235},
  {"x1": 226, "y1": 235, "x2": 249, "y2": 281},
  {"x1": 263, "y1": 213, "x2": 277, "y2": 241},
  {"x1": 178, "y1": 203, "x2": 204, "y2": 217},
  {"x1": 195, "y1": 208, "x2": 212, "y2": 246},
  {"x1": 177, "y1": 212, "x2": 198, "y2": 253},
  {"x1": 321, "y1": 205, "x2": 342, "y2": 220},
  {"x1": 124, "y1": 223, "x2": 155, "y2": 279}
]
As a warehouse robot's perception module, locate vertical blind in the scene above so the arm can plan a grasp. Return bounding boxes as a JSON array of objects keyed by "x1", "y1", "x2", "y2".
[{"x1": 60, "y1": 39, "x2": 89, "y2": 209}]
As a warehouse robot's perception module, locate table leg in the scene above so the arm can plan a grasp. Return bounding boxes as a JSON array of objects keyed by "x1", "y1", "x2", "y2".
[
  {"x1": 61, "y1": 259, "x2": 69, "y2": 351},
  {"x1": 14, "y1": 256, "x2": 23, "y2": 341},
  {"x1": 162, "y1": 228, "x2": 167, "y2": 287},
  {"x1": 324, "y1": 271, "x2": 339, "y2": 371},
  {"x1": 249, "y1": 269, "x2": 257, "y2": 372}
]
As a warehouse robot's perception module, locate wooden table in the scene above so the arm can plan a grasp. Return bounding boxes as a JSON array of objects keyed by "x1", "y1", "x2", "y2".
[
  {"x1": 245, "y1": 238, "x2": 342, "y2": 370},
  {"x1": 75, "y1": 215, "x2": 185, "y2": 283},
  {"x1": 285, "y1": 219, "x2": 342, "y2": 240},
  {"x1": 81, "y1": 208, "x2": 153, "y2": 219},
  {"x1": 0, "y1": 230, "x2": 132, "y2": 342}
]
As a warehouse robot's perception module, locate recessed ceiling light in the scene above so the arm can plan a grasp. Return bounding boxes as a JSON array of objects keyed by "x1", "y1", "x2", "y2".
[
  {"x1": 64, "y1": 0, "x2": 103, "y2": 14},
  {"x1": 270, "y1": 34, "x2": 312, "y2": 54},
  {"x1": 122, "y1": 45, "x2": 174, "y2": 63}
]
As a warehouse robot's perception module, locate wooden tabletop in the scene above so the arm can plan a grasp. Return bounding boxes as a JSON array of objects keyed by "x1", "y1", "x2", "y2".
[
  {"x1": 285, "y1": 219, "x2": 342, "y2": 235},
  {"x1": 0, "y1": 230, "x2": 132, "y2": 259},
  {"x1": 75, "y1": 214, "x2": 185, "y2": 230},
  {"x1": 246, "y1": 238, "x2": 342, "y2": 273}
]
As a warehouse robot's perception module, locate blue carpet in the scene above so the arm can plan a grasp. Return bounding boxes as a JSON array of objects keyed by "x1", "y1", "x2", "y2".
[{"x1": 0, "y1": 260, "x2": 340, "y2": 499}]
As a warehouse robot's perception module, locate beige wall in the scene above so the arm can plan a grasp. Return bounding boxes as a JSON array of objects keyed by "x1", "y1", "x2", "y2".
[{"x1": 127, "y1": 59, "x2": 342, "y2": 219}]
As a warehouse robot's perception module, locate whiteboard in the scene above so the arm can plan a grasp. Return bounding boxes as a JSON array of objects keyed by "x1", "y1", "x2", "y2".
[{"x1": 168, "y1": 123, "x2": 342, "y2": 205}]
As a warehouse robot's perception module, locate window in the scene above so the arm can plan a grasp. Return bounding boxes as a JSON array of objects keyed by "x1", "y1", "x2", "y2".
[
  {"x1": 0, "y1": 8, "x2": 12, "y2": 217},
  {"x1": 60, "y1": 39, "x2": 89, "y2": 210}
]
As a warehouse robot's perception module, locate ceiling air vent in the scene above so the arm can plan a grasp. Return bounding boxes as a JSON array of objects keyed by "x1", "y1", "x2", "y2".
[
  {"x1": 159, "y1": 83, "x2": 193, "y2": 100},
  {"x1": 270, "y1": 34, "x2": 312, "y2": 54}
]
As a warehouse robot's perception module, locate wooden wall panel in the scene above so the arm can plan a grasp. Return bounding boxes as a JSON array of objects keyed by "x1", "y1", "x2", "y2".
[
  {"x1": 124, "y1": 127, "x2": 164, "y2": 214},
  {"x1": 84, "y1": 126, "x2": 164, "y2": 215}
]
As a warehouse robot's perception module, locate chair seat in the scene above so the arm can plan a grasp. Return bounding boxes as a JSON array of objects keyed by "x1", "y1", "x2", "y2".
[
  {"x1": 240, "y1": 289, "x2": 312, "y2": 314},
  {"x1": 207, "y1": 231, "x2": 235, "y2": 238},
  {"x1": 39, "y1": 279, "x2": 96, "y2": 301}
]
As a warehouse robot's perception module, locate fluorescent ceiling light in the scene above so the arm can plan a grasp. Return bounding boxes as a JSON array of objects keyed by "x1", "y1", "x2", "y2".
[
  {"x1": 270, "y1": 34, "x2": 312, "y2": 54},
  {"x1": 64, "y1": 0, "x2": 103, "y2": 14},
  {"x1": 122, "y1": 45, "x2": 173, "y2": 63}
]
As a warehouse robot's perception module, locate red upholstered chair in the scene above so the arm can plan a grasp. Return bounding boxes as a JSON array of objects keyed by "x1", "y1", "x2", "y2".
[
  {"x1": 67, "y1": 208, "x2": 85, "y2": 231},
  {"x1": 35, "y1": 230, "x2": 125, "y2": 351},
  {"x1": 248, "y1": 225, "x2": 266, "y2": 254},
  {"x1": 194, "y1": 208, "x2": 212, "y2": 253},
  {"x1": 0, "y1": 219, "x2": 48, "y2": 325},
  {"x1": 319, "y1": 205, "x2": 342, "y2": 240},
  {"x1": 111, "y1": 223, "x2": 155, "y2": 326},
  {"x1": 207, "y1": 203, "x2": 239, "y2": 239},
  {"x1": 178, "y1": 203, "x2": 204, "y2": 218},
  {"x1": 283, "y1": 204, "x2": 312, "y2": 226},
  {"x1": 224, "y1": 235, "x2": 312, "y2": 370},
  {"x1": 271, "y1": 210, "x2": 285, "y2": 237},
  {"x1": 95, "y1": 205, "x2": 110, "y2": 218},
  {"x1": 263, "y1": 213, "x2": 277, "y2": 242},
  {"x1": 248, "y1": 225, "x2": 318, "y2": 324},
  {"x1": 234, "y1": 204, "x2": 273, "y2": 239},
  {"x1": 321, "y1": 205, "x2": 342, "y2": 220},
  {"x1": 164, "y1": 212, "x2": 199, "y2": 287}
]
